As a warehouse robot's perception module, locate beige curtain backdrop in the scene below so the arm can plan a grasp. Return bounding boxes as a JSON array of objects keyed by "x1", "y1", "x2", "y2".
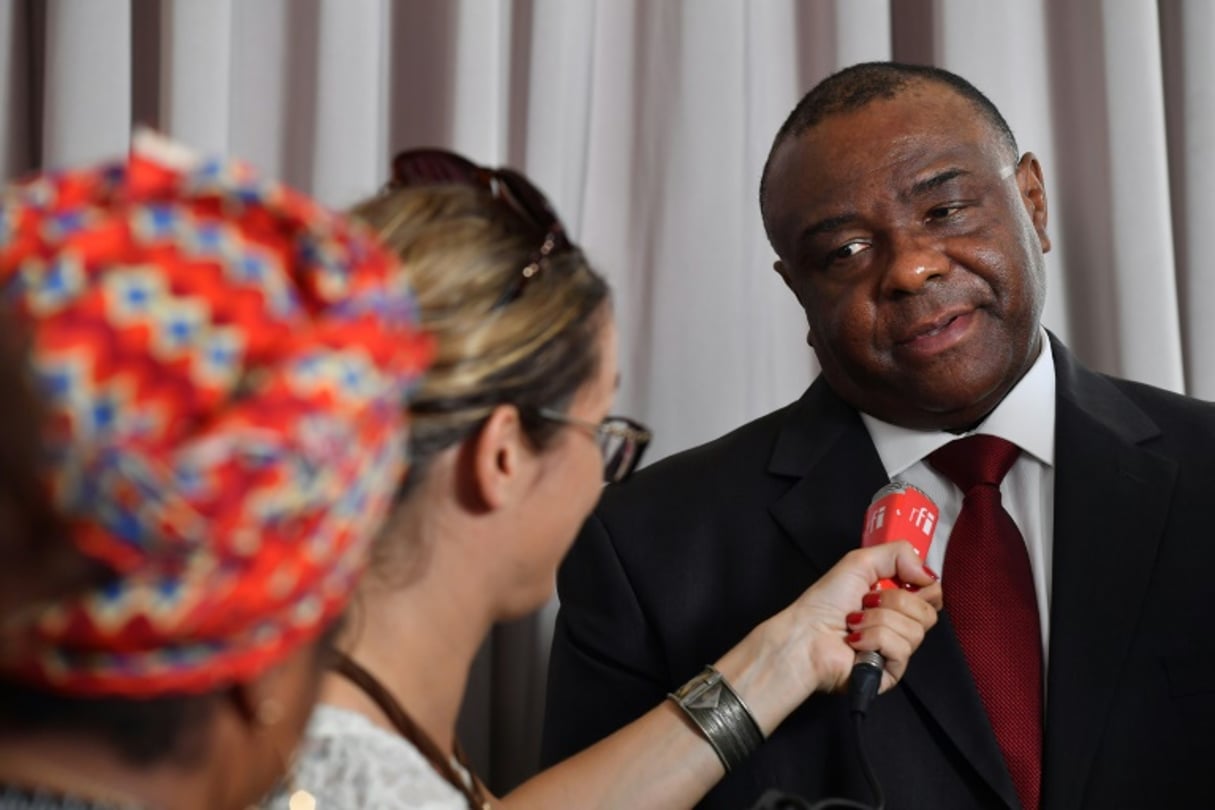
[{"x1": 3, "y1": 0, "x2": 1212, "y2": 793}]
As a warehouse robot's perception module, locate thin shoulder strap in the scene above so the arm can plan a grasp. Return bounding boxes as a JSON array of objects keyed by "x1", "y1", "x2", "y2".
[{"x1": 330, "y1": 650, "x2": 489, "y2": 810}]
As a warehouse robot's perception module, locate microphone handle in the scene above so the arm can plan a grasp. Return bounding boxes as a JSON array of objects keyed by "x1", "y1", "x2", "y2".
[{"x1": 849, "y1": 650, "x2": 885, "y2": 716}]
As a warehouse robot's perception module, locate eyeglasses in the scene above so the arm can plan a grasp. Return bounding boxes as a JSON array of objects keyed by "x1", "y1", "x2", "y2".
[
  {"x1": 389, "y1": 148, "x2": 573, "y2": 306},
  {"x1": 537, "y1": 408, "x2": 652, "y2": 484}
]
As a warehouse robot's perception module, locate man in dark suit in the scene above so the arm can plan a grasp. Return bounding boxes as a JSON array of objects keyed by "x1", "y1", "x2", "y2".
[{"x1": 541, "y1": 61, "x2": 1215, "y2": 809}]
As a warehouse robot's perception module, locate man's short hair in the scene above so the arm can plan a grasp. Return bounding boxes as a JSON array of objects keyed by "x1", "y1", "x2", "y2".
[{"x1": 759, "y1": 62, "x2": 1020, "y2": 245}]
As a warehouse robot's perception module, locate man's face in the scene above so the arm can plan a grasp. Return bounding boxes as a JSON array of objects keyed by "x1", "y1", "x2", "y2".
[{"x1": 765, "y1": 83, "x2": 1050, "y2": 431}]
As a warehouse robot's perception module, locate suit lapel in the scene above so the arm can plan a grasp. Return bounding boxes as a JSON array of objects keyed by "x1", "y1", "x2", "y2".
[
  {"x1": 899, "y1": 612, "x2": 1021, "y2": 809},
  {"x1": 766, "y1": 380, "x2": 1021, "y2": 808},
  {"x1": 766, "y1": 380, "x2": 887, "y2": 573},
  {"x1": 1041, "y1": 340, "x2": 1176, "y2": 810}
]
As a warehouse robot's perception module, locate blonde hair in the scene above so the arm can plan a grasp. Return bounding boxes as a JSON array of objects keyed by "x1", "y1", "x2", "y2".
[{"x1": 350, "y1": 184, "x2": 610, "y2": 494}]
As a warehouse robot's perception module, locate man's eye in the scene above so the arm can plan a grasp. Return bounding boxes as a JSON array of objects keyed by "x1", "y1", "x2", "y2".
[
  {"x1": 826, "y1": 241, "x2": 868, "y2": 263},
  {"x1": 927, "y1": 204, "x2": 963, "y2": 221}
]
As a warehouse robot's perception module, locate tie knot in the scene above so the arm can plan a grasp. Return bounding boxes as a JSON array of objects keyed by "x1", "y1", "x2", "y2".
[{"x1": 928, "y1": 434, "x2": 1021, "y2": 492}]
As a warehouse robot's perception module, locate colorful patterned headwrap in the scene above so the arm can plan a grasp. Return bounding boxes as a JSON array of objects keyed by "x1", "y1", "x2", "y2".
[{"x1": 0, "y1": 133, "x2": 432, "y2": 696}]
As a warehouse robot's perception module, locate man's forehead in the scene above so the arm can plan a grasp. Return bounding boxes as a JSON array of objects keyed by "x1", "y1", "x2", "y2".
[
  {"x1": 811, "y1": 87, "x2": 977, "y2": 146},
  {"x1": 777, "y1": 93, "x2": 1002, "y2": 188}
]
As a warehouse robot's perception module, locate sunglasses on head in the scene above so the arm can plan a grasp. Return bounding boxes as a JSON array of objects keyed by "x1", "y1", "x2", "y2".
[
  {"x1": 392, "y1": 150, "x2": 653, "y2": 482},
  {"x1": 389, "y1": 149, "x2": 573, "y2": 307}
]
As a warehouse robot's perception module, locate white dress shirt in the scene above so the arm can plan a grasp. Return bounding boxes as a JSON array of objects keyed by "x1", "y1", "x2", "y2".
[{"x1": 859, "y1": 330, "x2": 1056, "y2": 662}]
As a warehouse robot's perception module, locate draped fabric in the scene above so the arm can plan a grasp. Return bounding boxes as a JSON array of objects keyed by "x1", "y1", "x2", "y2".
[{"x1": 3, "y1": 0, "x2": 1211, "y2": 792}]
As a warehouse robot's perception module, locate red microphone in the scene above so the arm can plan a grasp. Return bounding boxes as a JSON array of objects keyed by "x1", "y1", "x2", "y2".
[
  {"x1": 861, "y1": 481, "x2": 937, "y2": 583},
  {"x1": 849, "y1": 481, "x2": 939, "y2": 714}
]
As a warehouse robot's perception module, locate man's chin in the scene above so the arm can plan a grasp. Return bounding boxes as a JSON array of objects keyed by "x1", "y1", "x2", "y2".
[{"x1": 858, "y1": 386, "x2": 1009, "y2": 432}]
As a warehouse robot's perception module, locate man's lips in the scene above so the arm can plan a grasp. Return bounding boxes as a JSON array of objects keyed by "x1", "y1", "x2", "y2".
[{"x1": 894, "y1": 308, "x2": 979, "y2": 352}]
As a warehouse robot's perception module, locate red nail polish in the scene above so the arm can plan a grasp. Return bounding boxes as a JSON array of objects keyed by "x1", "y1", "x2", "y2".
[
  {"x1": 846, "y1": 611, "x2": 865, "y2": 626},
  {"x1": 902, "y1": 582, "x2": 922, "y2": 593},
  {"x1": 923, "y1": 565, "x2": 939, "y2": 581},
  {"x1": 862, "y1": 592, "x2": 882, "y2": 609},
  {"x1": 845, "y1": 631, "x2": 863, "y2": 644}
]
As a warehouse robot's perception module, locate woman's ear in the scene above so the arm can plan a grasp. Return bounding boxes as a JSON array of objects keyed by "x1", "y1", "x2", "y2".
[
  {"x1": 228, "y1": 676, "x2": 281, "y2": 732},
  {"x1": 468, "y1": 404, "x2": 532, "y2": 511},
  {"x1": 218, "y1": 648, "x2": 326, "y2": 808}
]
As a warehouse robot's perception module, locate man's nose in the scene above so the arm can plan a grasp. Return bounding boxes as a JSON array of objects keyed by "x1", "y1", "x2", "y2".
[{"x1": 880, "y1": 235, "x2": 949, "y2": 296}]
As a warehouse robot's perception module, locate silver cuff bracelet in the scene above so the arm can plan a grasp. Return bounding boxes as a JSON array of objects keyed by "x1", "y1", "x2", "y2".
[{"x1": 668, "y1": 665, "x2": 765, "y2": 772}]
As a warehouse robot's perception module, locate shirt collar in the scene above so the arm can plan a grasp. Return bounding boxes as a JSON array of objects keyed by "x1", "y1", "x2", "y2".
[{"x1": 859, "y1": 328, "x2": 1057, "y2": 479}]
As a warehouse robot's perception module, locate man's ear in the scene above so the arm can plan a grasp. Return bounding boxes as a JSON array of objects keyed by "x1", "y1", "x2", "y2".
[
  {"x1": 1016, "y1": 152, "x2": 1051, "y2": 253},
  {"x1": 468, "y1": 404, "x2": 529, "y2": 511},
  {"x1": 774, "y1": 259, "x2": 805, "y2": 306},
  {"x1": 774, "y1": 260, "x2": 817, "y2": 348}
]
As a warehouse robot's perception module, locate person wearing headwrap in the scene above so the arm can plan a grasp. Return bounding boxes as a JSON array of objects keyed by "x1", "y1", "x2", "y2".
[
  {"x1": 0, "y1": 315, "x2": 94, "y2": 617},
  {"x1": 0, "y1": 132, "x2": 431, "y2": 810}
]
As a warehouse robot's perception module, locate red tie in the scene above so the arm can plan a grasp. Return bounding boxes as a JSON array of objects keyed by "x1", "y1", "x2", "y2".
[{"x1": 929, "y1": 435, "x2": 1042, "y2": 810}]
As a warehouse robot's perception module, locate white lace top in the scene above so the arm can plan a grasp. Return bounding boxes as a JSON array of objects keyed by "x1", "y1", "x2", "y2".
[{"x1": 278, "y1": 704, "x2": 470, "y2": 809}]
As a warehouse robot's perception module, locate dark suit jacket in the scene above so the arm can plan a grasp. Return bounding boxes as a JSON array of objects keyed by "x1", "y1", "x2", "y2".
[{"x1": 541, "y1": 336, "x2": 1215, "y2": 809}]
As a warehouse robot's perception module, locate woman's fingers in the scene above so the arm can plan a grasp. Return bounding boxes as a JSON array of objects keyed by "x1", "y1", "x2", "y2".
[{"x1": 844, "y1": 583, "x2": 942, "y2": 690}]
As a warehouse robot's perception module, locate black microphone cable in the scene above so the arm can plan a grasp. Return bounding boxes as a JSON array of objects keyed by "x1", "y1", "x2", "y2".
[
  {"x1": 747, "y1": 654, "x2": 886, "y2": 810},
  {"x1": 804, "y1": 651, "x2": 885, "y2": 810}
]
